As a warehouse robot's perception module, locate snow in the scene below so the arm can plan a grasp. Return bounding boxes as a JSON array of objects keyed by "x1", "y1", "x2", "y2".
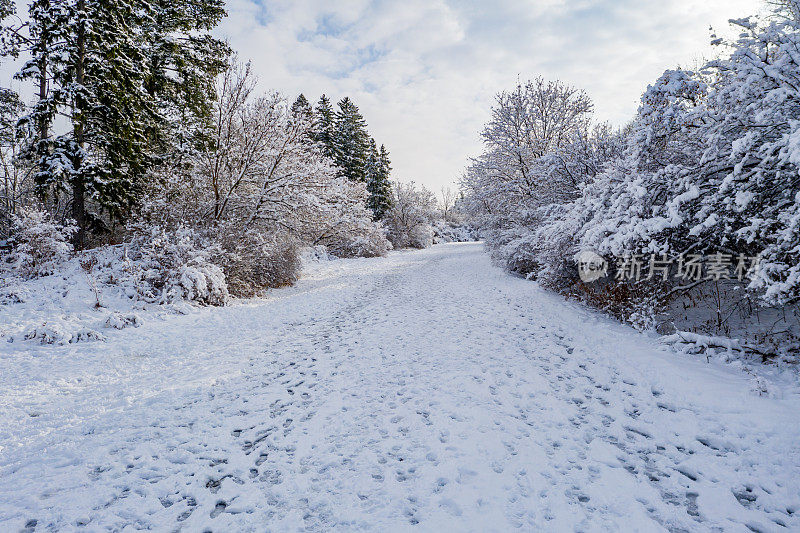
[{"x1": 1, "y1": 243, "x2": 799, "y2": 531}]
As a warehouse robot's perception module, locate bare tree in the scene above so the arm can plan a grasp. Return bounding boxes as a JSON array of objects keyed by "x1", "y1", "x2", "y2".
[
  {"x1": 0, "y1": 92, "x2": 34, "y2": 237},
  {"x1": 384, "y1": 181, "x2": 438, "y2": 249},
  {"x1": 440, "y1": 186, "x2": 455, "y2": 222}
]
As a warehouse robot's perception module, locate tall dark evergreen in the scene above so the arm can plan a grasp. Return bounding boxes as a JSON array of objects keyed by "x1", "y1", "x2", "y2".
[
  {"x1": 365, "y1": 139, "x2": 392, "y2": 220},
  {"x1": 16, "y1": 0, "x2": 228, "y2": 248},
  {"x1": 313, "y1": 94, "x2": 335, "y2": 159},
  {"x1": 367, "y1": 143, "x2": 393, "y2": 220},
  {"x1": 291, "y1": 93, "x2": 312, "y2": 118},
  {"x1": 333, "y1": 97, "x2": 369, "y2": 183},
  {"x1": 291, "y1": 94, "x2": 314, "y2": 143},
  {"x1": 0, "y1": 0, "x2": 23, "y2": 61},
  {"x1": 305, "y1": 93, "x2": 393, "y2": 218},
  {"x1": 140, "y1": 0, "x2": 230, "y2": 167}
]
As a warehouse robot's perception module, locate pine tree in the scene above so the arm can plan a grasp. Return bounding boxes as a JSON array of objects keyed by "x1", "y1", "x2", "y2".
[
  {"x1": 16, "y1": 0, "x2": 227, "y2": 249},
  {"x1": 0, "y1": 0, "x2": 11, "y2": 26},
  {"x1": 291, "y1": 93, "x2": 312, "y2": 118},
  {"x1": 366, "y1": 140, "x2": 392, "y2": 220},
  {"x1": 0, "y1": 0, "x2": 23, "y2": 59},
  {"x1": 333, "y1": 97, "x2": 369, "y2": 183},
  {"x1": 291, "y1": 94, "x2": 314, "y2": 143},
  {"x1": 14, "y1": 0, "x2": 63, "y2": 206},
  {"x1": 313, "y1": 94, "x2": 335, "y2": 159},
  {"x1": 0, "y1": 0, "x2": 23, "y2": 147},
  {"x1": 140, "y1": 0, "x2": 229, "y2": 171}
]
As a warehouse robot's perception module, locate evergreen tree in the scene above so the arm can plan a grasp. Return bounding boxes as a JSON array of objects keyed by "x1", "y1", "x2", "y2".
[
  {"x1": 313, "y1": 94, "x2": 335, "y2": 159},
  {"x1": 140, "y1": 0, "x2": 230, "y2": 168},
  {"x1": 366, "y1": 140, "x2": 393, "y2": 220},
  {"x1": 291, "y1": 93, "x2": 312, "y2": 118},
  {"x1": 0, "y1": 0, "x2": 11, "y2": 26},
  {"x1": 0, "y1": 0, "x2": 23, "y2": 142},
  {"x1": 291, "y1": 94, "x2": 314, "y2": 143},
  {"x1": 16, "y1": 0, "x2": 227, "y2": 248},
  {"x1": 333, "y1": 97, "x2": 369, "y2": 183},
  {"x1": 0, "y1": 0, "x2": 23, "y2": 60}
]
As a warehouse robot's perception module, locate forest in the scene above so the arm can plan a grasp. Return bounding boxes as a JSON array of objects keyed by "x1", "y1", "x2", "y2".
[
  {"x1": 0, "y1": 0, "x2": 467, "y2": 304},
  {"x1": 461, "y1": 1, "x2": 800, "y2": 361}
]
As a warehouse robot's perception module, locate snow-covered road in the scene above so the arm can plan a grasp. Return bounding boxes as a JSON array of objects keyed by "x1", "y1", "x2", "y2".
[{"x1": 1, "y1": 243, "x2": 799, "y2": 531}]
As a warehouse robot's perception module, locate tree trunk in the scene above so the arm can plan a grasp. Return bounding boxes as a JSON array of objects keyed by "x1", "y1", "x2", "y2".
[
  {"x1": 72, "y1": 0, "x2": 87, "y2": 250},
  {"x1": 35, "y1": 0, "x2": 50, "y2": 199}
]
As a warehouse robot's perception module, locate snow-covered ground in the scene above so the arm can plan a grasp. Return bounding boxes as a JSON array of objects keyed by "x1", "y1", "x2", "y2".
[{"x1": 1, "y1": 242, "x2": 799, "y2": 531}]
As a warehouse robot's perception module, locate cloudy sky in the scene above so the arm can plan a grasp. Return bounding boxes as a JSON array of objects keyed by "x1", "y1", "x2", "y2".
[{"x1": 216, "y1": 0, "x2": 761, "y2": 191}]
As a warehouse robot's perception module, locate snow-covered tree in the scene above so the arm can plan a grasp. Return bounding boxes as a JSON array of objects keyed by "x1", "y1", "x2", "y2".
[
  {"x1": 384, "y1": 181, "x2": 438, "y2": 249},
  {"x1": 139, "y1": 0, "x2": 230, "y2": 173},
  {"x1": 0, "y1": 88, "x2": 30, "y2": 237},
  {"x1": 461, "y1": 77, "x2": 598, "y2": 274},
  {"x1": 13, "y1": 0, "x2": 228, "y2": 249},
  {"x1": 365, "y1": 139, "x2": 393, "y2": 220},
  {"x1": 333, "y1": 97, "x2": 369, "y2": 183},
  {"x1": 313, "y1": 94, "x2": 336, "y2": 160}
]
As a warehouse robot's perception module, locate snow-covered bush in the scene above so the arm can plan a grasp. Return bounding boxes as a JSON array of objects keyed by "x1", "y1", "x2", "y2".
[
  {"x1": 324, "y1": 220, "x2": 392, "y2": 258},
  {"x1": 384, "y1": 181, "x2": 438, "y2": 249},
  {"x1": 24, "y1": 322, "x2": 106, "y2": 345},
  {"x1": 4, "y1": 207, "x2": 76, "y2": 278},
  {"x1": 105, "y1": 312, "x2": 142, "y2": 329},
  {"x1": 129, "y1": 225, "x2": 229, "y2": 306},
  {"x1": 216, "y1": 231, "x2": 300, "y2": 297},
  {"x1": 309, "y1": 178, "x2": 391, "y2": 258},
  {"x1": 431, "y1": 220, "x2": 478, "y2": 244}
]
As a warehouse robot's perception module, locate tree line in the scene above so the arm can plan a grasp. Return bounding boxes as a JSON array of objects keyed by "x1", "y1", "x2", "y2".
[
  {"x1": 0, "y1": 0, "x2": 394, "y2": 246},
  {"x1": 0, "y1": 0, "x2": 407, "y2": 301},
  {"x1": 461, "y1": 0, "x2": 800, "y2": 358}
]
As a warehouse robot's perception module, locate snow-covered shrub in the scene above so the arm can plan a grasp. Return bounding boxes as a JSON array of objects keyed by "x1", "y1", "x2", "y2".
[
  {"x1": 325, "y1": 221, "x2": 392, "y2": 258},
  {"x1": 130, "y1": 225, "x2": 229, "y2": 306},
  {"x1": 24, "y1": 322, "x2": 106, "y2": 345},
  {"x1": 431, "y1": 220, "x2": 478, "y2": 244},
  {"x1": 312, "y1": 179, "x2": 391, "y2": 258},
  {"x1": 384, "y1": 181, "x2": 438, "y2": 249},
  {"x1": 489, "y1": 229, "x2": 539, "y2": 276},
  {"x1": 174, "y1": 262, "x2": 228, "y2": 305},
  {"x1": 300, "y1": 245, "x2": 332, "y2": 265},
  {"x1": 409, "y1": 223, "x2": 433, "y2": 249},
  {"x1": 105, "y1": 312, "x2": 142, "y2": 329},
  {"x1": 5, "y1": 207, "x2": 76, "y2": 278},
  {"x1": 216, "y1": 231, "x2": 300, "y2": 297}
]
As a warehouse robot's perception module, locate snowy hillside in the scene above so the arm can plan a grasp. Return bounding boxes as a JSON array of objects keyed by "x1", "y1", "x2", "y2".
[{"x1": 1, "y1": 243, "x2": 798, "y2": 531}]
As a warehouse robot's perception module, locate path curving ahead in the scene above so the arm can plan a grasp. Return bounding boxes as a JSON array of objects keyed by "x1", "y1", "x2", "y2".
[{"x1": 1, "y1": 243, "x2": 799, "y2": 531}]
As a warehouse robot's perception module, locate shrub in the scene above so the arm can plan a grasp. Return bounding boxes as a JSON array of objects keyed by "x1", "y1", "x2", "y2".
[
  {"x1": 383, "y1": 181, "x2": 437, "y2": 249},
  {"x1": 216, "y1": 232, "x2": 300, "y2": 297},
  {"x1": 322, "y1": 219, "x2": 392, "y2": 258},
  {"x1": 130, "y1": 225, "x2": 229, "y2": 306},
  {"x1": 6, "y1": 207, "x2": 76, "y2": 278}
]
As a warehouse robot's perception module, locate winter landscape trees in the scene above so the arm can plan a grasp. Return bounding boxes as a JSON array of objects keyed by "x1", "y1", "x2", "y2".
[
  {"x1": 1, "y1": 1, "x2": 800, "y2": 531},
  {"x1": 2, "y1": 0, "x2": 797, "y2": 358},
  {"x1": 0, "y1": 0, "x2": 447, "y2": 304},
  {"x1": 462, "y1": 0, "x2": 800, "y2": 360}
]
